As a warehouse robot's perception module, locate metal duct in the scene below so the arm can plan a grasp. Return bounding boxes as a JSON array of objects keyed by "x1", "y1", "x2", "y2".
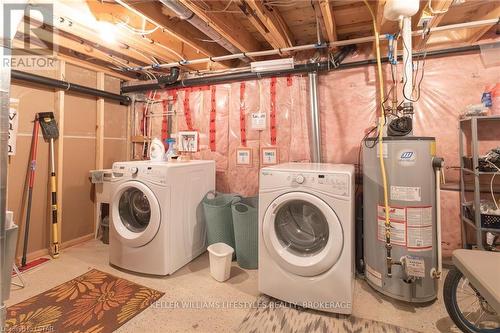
[
  {"x1": 11, "y1": 70, "x2": 131, "y2": 105},
  {"x1": 159, "y1": 0, "x2": 241, "y2": 55},
  {"x1": 308, "y1": 72, "x2": 321, "y2": 163}
]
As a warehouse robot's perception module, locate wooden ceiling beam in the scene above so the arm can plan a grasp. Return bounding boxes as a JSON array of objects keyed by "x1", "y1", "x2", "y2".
[
  {"x1": 467, "y1": 6, "x2": 500, "y2": 44},
  {"x1": 85, "y1": 1, "x2": 225, "y2": 70},
  {"x1": 19, "y1": 17, "x2": 148, "y2": 70},
  {"x1": 375, "y1": 0, "x2": 387, "y2": 33},
  {"x1": 319, "y1": 0, "x2": 337, "y2": 44},
  {"x1": 121, "y1": 1, "x2": 231, "y2": 59},
  {"x1": 179, "y1": 0, "x2": 261, "y2": 54},
  {"x1": 238, "y1": 0, "x2": 294, "y2": 49},
  {"x1": 414, "y1": 0, "x2": 453, "y2": 50}
]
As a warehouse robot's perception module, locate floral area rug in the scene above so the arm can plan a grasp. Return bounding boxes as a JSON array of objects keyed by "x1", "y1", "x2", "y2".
[{"x1": 6, "y1": 269, "x2": 164, "y2": 333}]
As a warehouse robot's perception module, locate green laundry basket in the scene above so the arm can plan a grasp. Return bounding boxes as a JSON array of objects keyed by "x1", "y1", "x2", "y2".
[
  {"x1": 203, "y1": 192, "x2": 240, "y2": 250},
  {"x1": 232, "y1": 197, "x2": 258, "y2": 269}
]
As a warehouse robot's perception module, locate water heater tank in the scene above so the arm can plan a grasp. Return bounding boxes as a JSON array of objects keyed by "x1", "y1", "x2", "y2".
[
  {"x1": 363, "y1": 137, "x2": 439, "y2": 303},
  {"x1": 384, "y1": 0, "x2": 420, "y2": 21}
]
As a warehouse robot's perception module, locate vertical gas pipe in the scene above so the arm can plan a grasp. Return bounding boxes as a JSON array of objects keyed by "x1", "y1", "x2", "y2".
[{"x1": 308, "y1": 72, "x2": 322, "y2": 163}]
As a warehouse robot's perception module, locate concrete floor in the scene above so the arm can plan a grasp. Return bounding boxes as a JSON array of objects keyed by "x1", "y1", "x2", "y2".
[{"x1": 6, "y1": 240, "x2": 459, "y2": 333}]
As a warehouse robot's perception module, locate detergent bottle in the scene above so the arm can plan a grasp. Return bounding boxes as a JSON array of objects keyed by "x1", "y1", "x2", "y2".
[{"x1": 164, "y1": 138, "x2": 177, "y2": 161}]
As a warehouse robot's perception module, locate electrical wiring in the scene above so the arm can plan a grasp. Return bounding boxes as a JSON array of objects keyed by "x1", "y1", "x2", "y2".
[
  {"x1": 486, "y1": 160, "x2": 500, "y2": 210},
  {"x1": 202, "y1": 0, "x2": 240, "y2": 13},
  {"x1": 401, "y1": 31, "x2": 429, "y2": 103},
  {"x1": 116, "y1": 17, "x2": 160, "y2": 35}
]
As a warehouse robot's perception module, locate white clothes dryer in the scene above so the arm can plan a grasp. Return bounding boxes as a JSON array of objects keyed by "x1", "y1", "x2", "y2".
[{"x1": 258, "y1": 163, "x2": 355, "y2": 314}]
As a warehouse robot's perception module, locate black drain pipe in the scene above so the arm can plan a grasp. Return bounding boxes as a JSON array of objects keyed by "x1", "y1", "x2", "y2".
[
  {"x1": 121, "y1": 67, "x2": 180, "y2": 94},
  {"x1": 121, "y1": 44, "x2": 484, "y2": 94},
  {"x1": 11, "y1": 70, "x2": 131, "y2": 105},
  {"x1": 121, "y1": 46, "x2": 354, "y2": 93}
]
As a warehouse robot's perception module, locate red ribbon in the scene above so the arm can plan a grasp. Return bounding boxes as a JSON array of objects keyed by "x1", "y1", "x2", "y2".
[
  {"x1": 239, "y1": 82, "x2": 247, "y2": 147},
  {"x1": 183, "y1": 89, "x2": 194, "y2": 131},
  {"x1": 270, "y1": 77, "x2": 277, "y2": 145},
  {"x1": 209, "y1": 86, "x2": 217, "y2": 151},
  {"x1": 161, "y1": 99, "x2": 168, "y2": 146}
]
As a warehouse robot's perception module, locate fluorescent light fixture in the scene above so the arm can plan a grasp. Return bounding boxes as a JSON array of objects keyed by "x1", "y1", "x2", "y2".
[{"x1": 250, "y1": 58, "x2": 294, "y2": 73}]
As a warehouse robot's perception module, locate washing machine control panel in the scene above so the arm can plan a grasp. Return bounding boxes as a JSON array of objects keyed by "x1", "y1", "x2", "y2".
[
  {"x1": 289, "y1": 172, "x2": 349, "y2": 196},
  {"x1": 112, "y1": 163, "x2": 168, "y2": 184}
]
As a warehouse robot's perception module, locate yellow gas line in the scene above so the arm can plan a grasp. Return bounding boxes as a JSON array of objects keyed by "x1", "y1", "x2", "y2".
[{"x1": 363, "y1": 0, "x2": 393, "y2": 276}]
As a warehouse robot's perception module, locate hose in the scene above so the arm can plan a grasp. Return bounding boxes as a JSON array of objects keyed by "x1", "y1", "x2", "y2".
[{"x1": 363, "y1": 0, "x2": 393, "y2": 276}]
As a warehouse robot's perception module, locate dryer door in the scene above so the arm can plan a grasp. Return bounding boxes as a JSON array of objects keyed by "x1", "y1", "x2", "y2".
[
  {"x1": 262, "y1": 191, "x2": 344, "y2": 277},
  {"x1": 111, "y1": 181, "x2": 161, "y2": 248}
]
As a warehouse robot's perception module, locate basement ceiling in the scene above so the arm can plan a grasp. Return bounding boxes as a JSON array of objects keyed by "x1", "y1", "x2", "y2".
[{"x1": 18, "y1": 0, "x2": 500, "y2": 79}]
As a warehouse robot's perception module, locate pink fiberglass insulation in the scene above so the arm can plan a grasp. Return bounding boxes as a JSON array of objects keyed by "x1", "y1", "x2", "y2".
[{"x1": 134, "y1": 52, "x2": 499, "y2": 256}]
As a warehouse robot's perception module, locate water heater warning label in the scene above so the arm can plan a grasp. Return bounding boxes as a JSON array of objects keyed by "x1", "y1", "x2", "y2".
[
  {"x1": 376, "y1": 205, "x2": 433, "y2": 250},
  {"x1": 390, "y1": 186, "x2": 421, "y2": 202},
  {"x1": 377, "y1": 218, "x2": 406, "y2": 246}
]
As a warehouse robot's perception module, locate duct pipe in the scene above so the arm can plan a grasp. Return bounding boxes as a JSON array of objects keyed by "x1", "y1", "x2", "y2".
[
  {"x1": 158, "y1": 0, "x2": 241, "y2": 55},
  {"x1": 11, "y1": 70, "x2": 130, "y2": 105},
  {"x1": 308, "y1": 72, "x2": 321, "y2": 163},
  {"x1": 121, "y1": 43, "x2": 482, "y2": 93},
  {"x1": 122, "y1": 46, "x2": 353, "y2": 93}
]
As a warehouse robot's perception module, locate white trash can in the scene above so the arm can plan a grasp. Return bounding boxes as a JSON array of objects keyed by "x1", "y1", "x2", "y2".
[{"x1": 207, "y1": 243, "x2": 234, "y2": 282}]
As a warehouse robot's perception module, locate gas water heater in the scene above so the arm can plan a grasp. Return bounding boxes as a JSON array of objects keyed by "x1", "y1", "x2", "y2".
[{"x1": 363, "y1": 137, "x2": 442, "y2": 302}]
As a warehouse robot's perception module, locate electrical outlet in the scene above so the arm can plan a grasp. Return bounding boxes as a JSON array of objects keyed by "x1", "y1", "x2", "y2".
[{"x1": 417, "y1": 11, "x2": 434, "y2": 27}]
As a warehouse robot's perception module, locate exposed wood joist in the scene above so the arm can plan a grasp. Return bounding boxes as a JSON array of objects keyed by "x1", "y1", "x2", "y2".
[
  {"x1": 414, "y1": 0, "x2": 454, "y2": 50},
  {"x1": 179, "y1": 0, "x2": 261, "y2": 54},
  {"x1": 318, "y1": 0, "x2": 337, "y2": 44},
  {"x1": 22, "y1": 17, "x2": 150, "y2": 69},
  {"x1": 375, "y1": 0, "x2": 387, "y2": 33},
  {"x1": 85, "y1": 1, "x2": 215, "y2": 70},
  {"x1": 238, "y1": 0, "x2": 294, "y2": 49},
  {"x1": 120, "y1": 1, "x2": 232, "y2": 60},
  {"x1": 467, "y1": 6, "x2": 500, "y2": 44}
]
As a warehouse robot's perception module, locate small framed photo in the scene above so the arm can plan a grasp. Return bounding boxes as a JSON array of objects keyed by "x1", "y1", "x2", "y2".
[
  {"x1": 261, "y1": 147, "x2": 278, "y2": 165},
  {"x1": 177, "y1": 131, "x2": 199, "y2": 152},
  {"x1": 236, "y1": 147, "x2": 252, "y2": 166}
]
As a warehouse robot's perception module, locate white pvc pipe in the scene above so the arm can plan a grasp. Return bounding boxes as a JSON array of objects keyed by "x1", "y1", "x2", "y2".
[
  {"x1": 130, "y1": 18, "x2": 498, "y2": 71},
  {"x1": 435, "y1": 167, "x2": 443, "y2": 278},
  {"x1": 402, "y1": 16, "x2": 413, "y2": 103}
]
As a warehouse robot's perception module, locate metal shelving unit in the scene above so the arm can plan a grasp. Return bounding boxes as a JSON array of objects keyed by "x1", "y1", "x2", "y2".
[{"x1": 459, "y1": 115, "x2": 500, "y2": 250}]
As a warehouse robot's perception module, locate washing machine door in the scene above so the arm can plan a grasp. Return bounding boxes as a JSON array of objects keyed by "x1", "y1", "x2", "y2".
[
  {"x1": 262, "y1": 191, "x2": 344, "y2": 277},
  {"x1": 111, "y1": 181, "x2": 161, "y2": 248}
]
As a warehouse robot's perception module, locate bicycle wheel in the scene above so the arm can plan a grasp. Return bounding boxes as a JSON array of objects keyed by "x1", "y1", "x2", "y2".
[{"x1": 443, "y1": 268, "x2": 500, "y2": 333}]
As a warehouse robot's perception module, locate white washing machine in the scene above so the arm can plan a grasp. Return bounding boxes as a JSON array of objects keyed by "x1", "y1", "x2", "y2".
[
  {"x1": 259, "y1": 163, "x2": 355, "y2": 314},
  {"x1": 109, "y1": 160, "x2": 215, "y2": 275}
]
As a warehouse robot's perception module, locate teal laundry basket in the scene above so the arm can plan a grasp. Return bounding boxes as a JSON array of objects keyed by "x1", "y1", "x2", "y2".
[
  {"x1": 203, "y1": 192, "x2": 240, "y2": 251},
  {"x1": 232, "y1": 197, "x2": 258, "y2": 269}
]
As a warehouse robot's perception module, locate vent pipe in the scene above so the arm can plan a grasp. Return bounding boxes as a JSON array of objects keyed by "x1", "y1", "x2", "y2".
[
  {"x1": 159, "y1": 0, "x2": 241, "y2": 55},
  {"x1": 308, "y1": 71, "x2": 321, "y2": 163}
]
